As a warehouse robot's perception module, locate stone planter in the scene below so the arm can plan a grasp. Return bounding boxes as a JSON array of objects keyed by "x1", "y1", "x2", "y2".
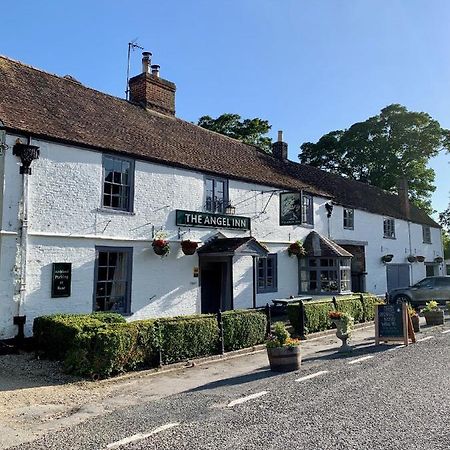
[
  {"x1": 411, "y1": 314, "x2": 420, "y2": 332},
  {"x1": 332, "y1": 319, "x2": 353, "y2": 353},
  {"x1": 267, "y1": 346, "x2": 301, "y2": 372},
  {"x1": 423, "y1": 310, "x2": 444, "y2": 326}
]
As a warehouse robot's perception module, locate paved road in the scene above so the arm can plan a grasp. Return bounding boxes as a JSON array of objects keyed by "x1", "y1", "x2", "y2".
[{"x1": 8, "y1": 329, "x2": 450, "y2": 450}]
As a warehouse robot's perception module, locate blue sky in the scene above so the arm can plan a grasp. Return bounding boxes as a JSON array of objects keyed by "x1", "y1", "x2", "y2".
[{"x1": 2, "y1": 0, "x2": 449, "y2": 215}]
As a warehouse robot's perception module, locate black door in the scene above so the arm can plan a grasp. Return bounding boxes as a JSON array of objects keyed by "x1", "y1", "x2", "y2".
[{"x1": 200, "y1": 258, "x2": 232, "y2": 314}]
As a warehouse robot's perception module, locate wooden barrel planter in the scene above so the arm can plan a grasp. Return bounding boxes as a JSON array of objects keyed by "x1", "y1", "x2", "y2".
[
  {"x1": 267, "y1": 346, "x2": 301, "y2": 372},
  {"x1": 411, "y1": 315, "x2": 420, "y2": 332},
  {"x1": 423, "y1": 310, "x2": 444, "y2": 326}
]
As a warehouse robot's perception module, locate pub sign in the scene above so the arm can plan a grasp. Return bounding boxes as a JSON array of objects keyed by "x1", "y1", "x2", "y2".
[
  {"x1": 51, "y1": 263, "x2": 72, "y2": 298},
  {"x1": 176, "y1": 210, "x2": 250, "y2": 230}
]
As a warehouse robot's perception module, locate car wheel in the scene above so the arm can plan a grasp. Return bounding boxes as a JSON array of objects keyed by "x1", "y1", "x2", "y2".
[{"x1": 393, "y1": 295, "x2": 410, "y2": 305}]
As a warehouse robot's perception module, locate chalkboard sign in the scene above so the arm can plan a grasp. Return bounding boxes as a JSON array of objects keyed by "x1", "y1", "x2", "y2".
[
  {"x1": 51, "y1": 263, "x2": 72, "y2": 298},
  {"x1": 375, "y1": 303, "x2": 415, "y2": 345}
]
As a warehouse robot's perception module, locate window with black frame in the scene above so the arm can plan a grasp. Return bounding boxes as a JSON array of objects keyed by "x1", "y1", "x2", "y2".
[
  {"x1": 343, "y1": 208, "x2": 354, "y2": 230},
  {"x1": 205, "y1": 177, "x2": 228, "y2": 214},
  {"x1": 299, "y1": 257, "x2": 351, "y2": 294},
  {"x1": 102, "y1": 155, "x2": 134, "y2": 212},
  {"x1": 257, "y1": 254, "x2": 278, "y2": 293},
  {"x1": 422, "y1": 225, "x2": 431, "y2": 244},
  {"x1": 280, "y1": 191, "x2": 313, "y2": 226},
  {"x1": 383, "y1": 218, "x2": 395, "y2": 239},
  {"x1": 94, "y1": 247, "x2": 132, "y2": 314}
]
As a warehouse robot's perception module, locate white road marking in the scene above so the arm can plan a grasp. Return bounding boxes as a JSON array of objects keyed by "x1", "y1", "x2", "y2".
[
  {"x1": 227, "y1": 391, "x2": 269, "y2": 407},
  {"x1": 295, "y1": 370, "x2": 329, "y2": 382},
  {"x1": 417, "y1": 336, "x2": 434, "y2": 342},
  {"x1": 348, "y1": 355, "x2": 374, "y2": 365},
  {"x1": 386, "y1": 345, "x2": 406, "y2": 352},
  {"x1": 442, "y1": 329, "x2": 450, "y2": 334},
  {"x1": 106, "y1": 423, "x2": 180, "y2": 449}
]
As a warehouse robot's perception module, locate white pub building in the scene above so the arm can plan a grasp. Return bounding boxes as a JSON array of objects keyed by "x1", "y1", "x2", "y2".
[{"x1": 0, "y1": 53, "x2": 444, "y2": 339}]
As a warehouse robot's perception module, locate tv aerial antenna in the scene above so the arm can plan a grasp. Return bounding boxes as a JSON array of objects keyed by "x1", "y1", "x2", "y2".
[{"x1": 125, "y1": 39, "x2": 144, "y2": 100}]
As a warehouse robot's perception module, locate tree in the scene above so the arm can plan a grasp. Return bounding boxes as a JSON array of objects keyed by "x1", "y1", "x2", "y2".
[
  {"x1": 440, "y1": 205, "x2": 450, "y2": 231},
  {"x1": 198, "y1": 113, "x2": 272, "y2": 153},
  {"x1": 299, "y1": 104, "x2": 450, "y2": 213}
]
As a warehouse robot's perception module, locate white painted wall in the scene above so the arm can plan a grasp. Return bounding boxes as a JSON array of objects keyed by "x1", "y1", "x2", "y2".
[{"x1": 0, "y1": 133, "x2": 444, "y2": 338}]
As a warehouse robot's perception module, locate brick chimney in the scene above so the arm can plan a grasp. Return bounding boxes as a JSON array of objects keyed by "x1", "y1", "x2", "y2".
[
  {"x1": 272, "y1": 130, "x2": 288, "y2": 161},
  {"x1": 397, "y1": 178, "x2": 410, "y2": 219},
  {"x1": 129, "y1": 52, "x2": 176, "y2": 116}
]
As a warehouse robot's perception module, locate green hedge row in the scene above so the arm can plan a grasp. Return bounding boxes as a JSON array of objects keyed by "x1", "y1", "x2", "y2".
[
  {"x1": 33, "y1": 312, "x2": 126, "y2": 360},
  {"x1": 287, "y1": 293, "x2": 383, "y2": 335},
  {"x1": 34, "y1": 309, "x2": 267, "y2": 378}
]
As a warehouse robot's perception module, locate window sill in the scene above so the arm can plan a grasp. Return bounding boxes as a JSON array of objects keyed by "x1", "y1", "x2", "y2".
[
  {"x1": 383, "y1": 236, "x2": 396, "y2": 240},
  {"x1": 97, "y1": 207, "x2": 136, "y2": 216},
  {"x1": 423, "y1": 242, "x2": 432, "y2": 245},
  {"x1": 343, "y1": 227, "x2": 354, "y2": 231},
  {"x1": 257, "y1": 289, "x2": 278, "y2": 294}
]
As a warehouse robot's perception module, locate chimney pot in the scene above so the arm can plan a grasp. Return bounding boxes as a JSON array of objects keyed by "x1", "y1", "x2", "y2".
[
  {"x1": 142, "y1": 51, "x2": 152, "y2": 74},
  {"x1": 151, "y1": 64, "x2": 160, "y2": 78},
  {"x1": 397, "y1": 178, "x2": 410, "y2": 219},
  {"x1": 272, "y1": 130, "x2": 288, "y2": 161}
]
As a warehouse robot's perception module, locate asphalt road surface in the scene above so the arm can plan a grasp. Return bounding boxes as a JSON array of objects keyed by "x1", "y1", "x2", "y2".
[{"x1": 7, "y1": 330, "x2": 450, "y2": 450}]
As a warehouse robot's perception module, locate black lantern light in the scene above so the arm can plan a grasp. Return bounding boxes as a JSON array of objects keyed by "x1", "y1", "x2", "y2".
[{"x1": 225, "y1": 204, "x2": 236, "y2": 215}]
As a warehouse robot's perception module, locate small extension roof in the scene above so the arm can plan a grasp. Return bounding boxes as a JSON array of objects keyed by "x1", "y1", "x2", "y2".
[
  {"x1": 303, "y1": 231, "x2": 353, "y2": 258},
  {"x1": 0, "y1": 55, "x2": 439, "y2": 227}
]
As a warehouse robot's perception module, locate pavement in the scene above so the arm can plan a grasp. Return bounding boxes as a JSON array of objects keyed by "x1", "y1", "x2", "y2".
[{"x1": 1, "y1": 314, "x2": 449, "y2": 449}]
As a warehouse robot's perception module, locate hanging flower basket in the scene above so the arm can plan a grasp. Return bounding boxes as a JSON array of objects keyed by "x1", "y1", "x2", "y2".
[
  {"x1": 381, "y1": 254, "x2": 394, "y2": 263},
  {"x1": 152, "y1": 238, "x2": 170, "y2": 257},
  {"x1": 416, "y1": 255, "x2": 425, "y2": 263},
  {"x1": 181, "y1": 240, "x2": 198, "y2": 255},
  {"x1": 434, "y1": 256, "x2": 444, "y2": 263},
  {"x1": 287, "y1": 240, "x2": 307, "y2": 257},
  {"x1": 407, "y1": 255, "x2": 417, "y2": 263}
]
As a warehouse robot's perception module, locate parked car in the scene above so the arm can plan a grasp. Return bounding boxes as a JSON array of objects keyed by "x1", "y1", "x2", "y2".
[{"x1": 389, "y1": 276, "x2": 450, "y2": 307}]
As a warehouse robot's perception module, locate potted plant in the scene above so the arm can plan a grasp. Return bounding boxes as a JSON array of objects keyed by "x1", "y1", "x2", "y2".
[
  {"x1": 408, "y1": 304, "x2": 420, "y2": 333},
  {"x1": 287, "y1": 240, "x2": 307, "y2": 257},
  {"x1": 434, "y1": 256, "x2": 444, "y2": 263},
  {"x1": 266, "y1": 322, "x2": 301, "y2": 372},
  {"x1": 407, "y1": 255, "x2": 417, "y2": 263},
  {"x1": 152, "y1": 232, "x2": 170, "y2": 257},
  {"x1": 381, "y1": 254, "x2": 394, "y2": 263},
  {"x1": 422, "y1": 300, "x2": 444, "y2": 326},
  {"x1": 180, "y1": 239, "x2": 198, "y2": 255},
  {"x1": 416, "y1": 255, "x2": 425, "y2": 263},
  {"x1": 328, "y1": 311, "x2": 354, "y2": 352}
]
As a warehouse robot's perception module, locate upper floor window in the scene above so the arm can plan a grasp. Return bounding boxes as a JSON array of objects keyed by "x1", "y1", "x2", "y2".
[
  {"x1": 383, "y1": 218, "x2": 395, "y2": 239},
  {"x1": 102, "y1": 155, "x2": 134, "y2": 212},
  {"x1": 343, "y1": 208, "x2": 354, "y2": 230},
  {"x1": 257, "y1": 254, "x2": 278, "y2": 293},
  {"x1": 205, "y1": 177, "x2": 228, "y2": 214},
  {"x1": 422, "y1": 226, "x2": 431, "y2": 244},
  {"x1": 280, "y1": 191, "x2": 313, "y2": 226}
]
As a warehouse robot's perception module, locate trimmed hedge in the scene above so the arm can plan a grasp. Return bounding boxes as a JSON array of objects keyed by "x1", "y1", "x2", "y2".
[
  {"x1": 64, "y1": 320, "x2": 158, "y2": 377},
  {"x1": 34, "y1": 309, "x2": 268, "y2": 378},
  {"x1": 334, "y1": 295, "x2": 364, "y2": 323},
  {"x1": 222, "y1": 310, "x2": 267, "y2": 351},
  {"x1": 159, "y1": 315, "x2": 219, "y2": 364},
  {"x1": 287, "y1": 293, "x2": 383, "y2": 336},
  {"x1": 33, "y1": 313, "x2": 125, "y2": 360}
]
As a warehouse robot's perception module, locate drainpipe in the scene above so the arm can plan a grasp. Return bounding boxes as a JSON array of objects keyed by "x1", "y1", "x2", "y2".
[{"x1": 12, "y1": 138, "x2": 39, "y2": 343}]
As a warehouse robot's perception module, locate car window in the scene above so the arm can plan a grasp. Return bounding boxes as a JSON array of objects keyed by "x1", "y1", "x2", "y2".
[
  {"x1": 414, "y1": 278, "x2": 434, "y2": 288},
  {"x1": 435, "y1": 278, "x2": 450, "y2": 287}
]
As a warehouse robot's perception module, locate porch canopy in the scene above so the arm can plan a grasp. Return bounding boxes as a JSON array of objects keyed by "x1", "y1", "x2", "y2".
[
  {"x1": 197, "y1": 236, "x2": 269, "y2": 258},
  {"x1": 303, "y1": 231, "x2": 353, "y2": 258}
]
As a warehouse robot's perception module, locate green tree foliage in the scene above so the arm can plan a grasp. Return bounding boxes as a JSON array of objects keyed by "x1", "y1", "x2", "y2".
[
  {"x1": 299, "y1": 105, "x2": 450, "y2": 212},
  {"x1": 440, "y1": 206, "x2": 450, "y2": 259},
  {"x1": 198, "y1": 113, "x2": 272, "y2": 153}
]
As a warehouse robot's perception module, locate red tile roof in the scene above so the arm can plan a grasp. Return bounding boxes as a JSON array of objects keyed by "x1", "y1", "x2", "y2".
[{"x1": 0, "y1": 55, "x2": 439, "y2": 227}]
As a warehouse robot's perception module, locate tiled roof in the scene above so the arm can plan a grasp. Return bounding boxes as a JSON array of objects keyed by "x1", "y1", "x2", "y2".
[
  {"x1": 0, "y1": 55, "x2": 439, "y2": 227},
  {"x1": 197, "y1": 237, "x2": 268, "y2": 256},
  {"x1": 303, "y1": 231, "x2": 353, "y2": 258}
]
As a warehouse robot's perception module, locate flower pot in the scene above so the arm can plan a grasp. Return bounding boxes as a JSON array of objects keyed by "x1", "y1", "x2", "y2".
[
  {"x1": 331, "y1": 319, "x2": 353, "y2": 353},
  {"x1": 267, "y1": 346, "x2": 301, "y2": 372},
  {"x1": 423, "y1": 310, "x2": 444, "y2": 326},
  {"x1": 181, "y1": 241, "x2": 198, "y2": 255},
  {"x1": 416, "y1": 256, "x2": 425, "y2": 263},
  {"x1": 407, "y1": 255, "x2": 416, "y2": 263},
  {"x1": 411, "y1": 315, "x2": 420, "y2": 332},
  {"x1": 381, "y1": 254, "x2": 394, "y2": 263},
  {"x1": 434, "y1": 257, "x2": 444, "y2": 263},
  {"x1": 153, "y1": 245, "x2": 168, "y2": 256}
]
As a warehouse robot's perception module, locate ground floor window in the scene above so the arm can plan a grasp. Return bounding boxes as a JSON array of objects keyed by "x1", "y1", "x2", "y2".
[
  {"x1": 425, "y1": 263, "x2": 438, "y2": 277},
  {"x1": 299, "y1": 257, "x2": 351, "y2": 294},
  {"x1": 257, "y1": 254, "x2": 278, "y2": 293},
  {"x1": 94, "y1": 247, "x2": 132, "y2": 313}
]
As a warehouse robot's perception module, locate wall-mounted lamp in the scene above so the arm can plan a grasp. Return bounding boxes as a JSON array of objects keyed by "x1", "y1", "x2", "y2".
[
  {"x1": 225, "y1": 204, "x2": 236, "y2": 215},
  {"x1": 325, "y1": 202, "x2": 334, "y2": 218}
]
